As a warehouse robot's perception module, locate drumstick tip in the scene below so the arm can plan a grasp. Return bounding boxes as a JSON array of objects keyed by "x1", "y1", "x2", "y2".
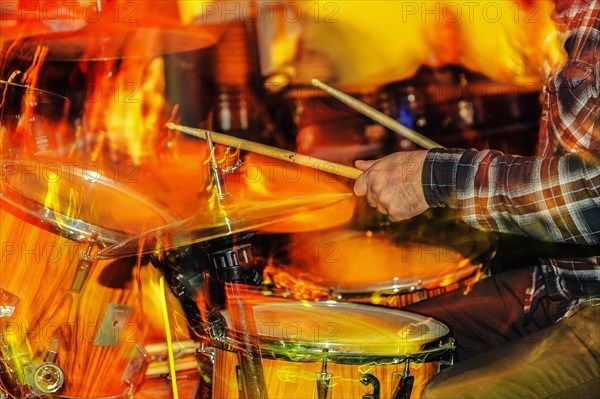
[
  {"x1": 165, "y1": 122, "x2": 177, "y2": 130},
  {"x1": 311, "y1": 78, "x2": 324, "y2": 88}
]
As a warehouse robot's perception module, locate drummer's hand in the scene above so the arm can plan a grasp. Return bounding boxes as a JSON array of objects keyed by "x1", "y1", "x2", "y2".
[{"x1": 353, "y1": 151, "x2": 429, "y2": 221}]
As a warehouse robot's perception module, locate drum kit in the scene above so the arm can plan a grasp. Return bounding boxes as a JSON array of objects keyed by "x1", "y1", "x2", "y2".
[{"x1": 0, "y1": 9, "x2": 507, "y2": 399}]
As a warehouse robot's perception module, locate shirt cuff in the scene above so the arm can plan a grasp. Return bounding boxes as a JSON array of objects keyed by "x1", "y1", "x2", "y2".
[{"x1": 421, "y1": 148, "x2": 465, "y2": 207}]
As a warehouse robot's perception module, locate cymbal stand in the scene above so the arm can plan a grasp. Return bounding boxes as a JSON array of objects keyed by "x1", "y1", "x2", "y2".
[{"x1": 203, "y1": 132, "x2": 267, "y2": 398}]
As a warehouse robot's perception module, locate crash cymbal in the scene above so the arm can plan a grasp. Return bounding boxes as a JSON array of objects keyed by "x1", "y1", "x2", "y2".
[
  {"x1": 4, "y1": 21, "x2": 223, "y2": 61},
  {"x1": 97, "y1": 192, "x2": 353, "y2": 259}
]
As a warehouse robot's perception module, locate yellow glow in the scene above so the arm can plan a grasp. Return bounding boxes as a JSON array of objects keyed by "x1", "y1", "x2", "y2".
[{"x1": 269, "y1": 1, "x2": 559, "y2": 88}]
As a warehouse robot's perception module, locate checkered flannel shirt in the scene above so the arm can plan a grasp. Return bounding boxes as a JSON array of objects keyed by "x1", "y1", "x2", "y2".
[{"x1": 422, "y1": 0, "x2": 600, "y2": 313}]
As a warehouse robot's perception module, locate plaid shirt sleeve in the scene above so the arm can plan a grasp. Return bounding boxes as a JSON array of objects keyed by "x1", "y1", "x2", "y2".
[{"x1": 423, "y1": 150, "x2": 600, "y2": 245}]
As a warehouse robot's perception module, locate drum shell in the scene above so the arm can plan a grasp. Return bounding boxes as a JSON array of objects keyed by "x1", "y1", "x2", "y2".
[{"x1": 0, "y1": 207, "x2": 147, "y2": 398}]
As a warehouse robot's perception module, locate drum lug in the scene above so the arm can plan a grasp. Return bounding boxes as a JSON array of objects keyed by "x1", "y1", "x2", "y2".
[
  {"x1": 121, "y1": 343, "x2": 149, "y2": 387},
  {"x1": 315, "y1": 371, "x2": 332, "y2": 399},
  {"x1": 0, "y1": 288, "x2": 20, "y2": 318},
  {"x1": 360, "y1": 373, "x2": 381, "y2": 399},
  {"x1": 70, "y1": 233, "x2": 99, "y2": 292},
  {"x1": 316, "y1": 353, "x2": 332, "y2": 399},
  {"x1": 391, "y1": 362, "x2": 414, "y2": 399}
]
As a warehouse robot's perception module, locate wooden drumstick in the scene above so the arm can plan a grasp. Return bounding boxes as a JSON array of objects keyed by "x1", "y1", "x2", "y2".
[
  {"x1": 166, "y1": 123, "x2": 363, "y2": 180},
  {"x1": 311, "y1": 79, "x2": 443, "y2": 150}
]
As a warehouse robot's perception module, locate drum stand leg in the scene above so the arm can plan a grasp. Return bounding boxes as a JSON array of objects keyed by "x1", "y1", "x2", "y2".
[{"x1": 392, "y1": 361, "x2": 414, "y2": 399}]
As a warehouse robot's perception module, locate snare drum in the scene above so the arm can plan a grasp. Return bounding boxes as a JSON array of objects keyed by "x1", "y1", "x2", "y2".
[
  {"x1": 0, "y1": 160, "x2": 177, "y2": 398},
  {"x1": 211, "y1": 300, "x2": 454, "y2": 399},
  {"x1": 264, "y1": 228, "x2": 491, "y2": 307}
]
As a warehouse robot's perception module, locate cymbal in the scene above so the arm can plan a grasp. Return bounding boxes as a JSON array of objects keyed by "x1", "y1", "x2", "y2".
[
  {"x1": 97, "y1": 193, "x2": 353, "y2": 259},
  {"x1": 0, "y1": 159, "x2": 178, "y2": 244},
  {"x1": 4, "y1": 21, "x2": 223, "y2": 61}
]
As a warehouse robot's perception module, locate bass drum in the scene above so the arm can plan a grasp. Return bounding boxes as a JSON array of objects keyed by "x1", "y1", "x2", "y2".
[
  {"x1": 0, "y1": 159, "x2": 178, "y2": 398},
  {"x1": 211, "y1": 300, "x2": 454, "y2": 399},
  {"x1": 379, "y1": 65, "x2": 541, "y2": 155}
]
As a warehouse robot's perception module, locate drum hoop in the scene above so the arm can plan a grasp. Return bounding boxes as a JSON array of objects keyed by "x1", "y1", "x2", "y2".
[
  {"x1": 0, "y1": 160, "x2": 179, "y2": 245},
  {"x1": 329, "y1": 262, "x2": 482, "y2": 296},
  {"x1": 211, "y1": 301, "x2": 454, "y2": 364}
]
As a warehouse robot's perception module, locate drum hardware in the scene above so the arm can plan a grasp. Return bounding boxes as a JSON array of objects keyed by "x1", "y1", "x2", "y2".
[
  {"x1": 391, "y1": 362, "x2": 414, "y2": 399},
  {"x1": 206, "y1": 131, "x2": 231, "y2": 201},
  {"x1": 150, "y1": 248, "x2": 206, "y2": 340},
  {"x1": 0, "y1": 339, "x2": 24, "y2": 396},
  {"x1": 93, "y1": 303, "x2": 133, "y2": 347},
  {"x1": 196, "y1": 343, "x2": 216, "y2": 392},
  {"x1": 150, "y1": 233, "x2": 268, "y2": 399},
  {"x1": 0, "y1": 289, "x2": 20, "y2": 319},
  {"x1": 0, "y1": 338, "x2": 65, "y2": 397},
  {"x1": 360, "y1": 373, "x2": 380, "y2": 399},
  {"x1": 70, "y1": 232, "x2": 99, "y2": 292},
  {"x1": 207, "y1": 237, "x2": 268, "y2": 399},
  {"x1": 25, "y1": 362, "x2": 65, "y2": 396},
  {"x1": 315, "y1": 351, "x2": 332, "y2": 399},
  {"x1": 122, "y1": 344, "x2": 150, "y2": 387}
]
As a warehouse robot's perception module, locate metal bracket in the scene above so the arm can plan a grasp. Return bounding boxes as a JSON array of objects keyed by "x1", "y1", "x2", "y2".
[
  {"x1": 70, "y1": 233, "x2": 98, "y2": 292},
  {"x1": 0, "y1": 288, "x2": 20, "y2": 318},
  {"x1": 391, "y1": 361, "x2": 414, "y2": 399},
  {"x1": 360, "y1": 373, "x2": 380, "y2": 399}
]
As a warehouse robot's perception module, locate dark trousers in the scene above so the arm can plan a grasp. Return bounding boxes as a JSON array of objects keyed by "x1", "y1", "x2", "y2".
[{"x1": 405, "y1": 266, "x2": 600, "y2": 398}]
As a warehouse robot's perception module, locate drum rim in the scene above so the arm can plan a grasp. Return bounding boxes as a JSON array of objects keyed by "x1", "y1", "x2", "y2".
[
  {"x1": 0, "y1": 159, "x2": 179, "y2": 245},
  {"x1": 212, "y1": 300, "x2": 454, "y2": 364}
]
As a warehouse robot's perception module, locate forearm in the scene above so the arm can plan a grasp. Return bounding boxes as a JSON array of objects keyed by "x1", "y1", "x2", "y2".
[{"x1": 423, "y1": 148, "x2": 600, "y2": 245}]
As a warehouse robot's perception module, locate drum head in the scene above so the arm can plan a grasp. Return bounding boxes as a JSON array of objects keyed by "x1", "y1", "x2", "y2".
[
  {"x1": 220, "y1": 300, "x2": 450, "y2": 363},
  {"x1": 279, "y1": 229, "x2": 486, "y2": 296},
  {"x1": 0, "y1": 159, "x2": 177, "y2": 244}
]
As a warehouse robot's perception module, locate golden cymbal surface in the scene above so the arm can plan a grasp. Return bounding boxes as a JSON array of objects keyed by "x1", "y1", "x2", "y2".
[
  {"x1": 98, "y1": 192, "x2": 353, "y2": 259},
  {"x1": 4, "y1": 21, "x2": 223, "y2": 61}
]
